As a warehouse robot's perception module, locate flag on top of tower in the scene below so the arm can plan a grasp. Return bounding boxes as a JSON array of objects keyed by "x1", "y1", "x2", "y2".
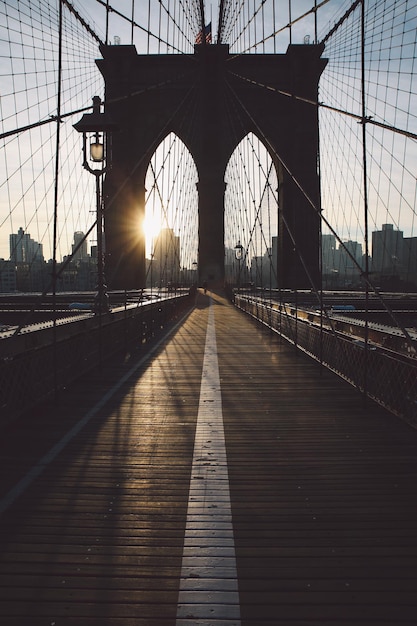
[{"x1": 196, "y1": 23, "x2": 212, "y2": 44}]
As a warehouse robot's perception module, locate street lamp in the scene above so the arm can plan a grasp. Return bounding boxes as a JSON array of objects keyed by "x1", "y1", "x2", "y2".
[
  {"x1": 73, "y1": 96, "x2": 118, "y2": 314},
  {"x1": 192, "y1": 260, "x2": 198, "y2": 284},
  {"x1": 234, "y1": 240, "x2": 244, "y2": 292}
]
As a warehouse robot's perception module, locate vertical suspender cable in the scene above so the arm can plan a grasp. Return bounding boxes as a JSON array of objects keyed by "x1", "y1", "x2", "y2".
[
  {"x1": 315, "y1": 0, "x2": 323, "y2": 367},
  {"x1": 166, "y1": 0, "x2": 170, "y2": 53},
  {"x1": 254, "y1": 0, "x2": 257, "y2": 51},
  {"x1": 217, "y1": 0, "x2": 224, "y2": 44},
  {"x1": 158, "y1": 0, "x2": 162, "y2": 53},
  {"x1": 317, "y1": 64, "x2": 324, "y2": 368},
  {"x1": 288, "y1": 0, "x2": 292, "y2": 45},
  {"x1": 273, "y1": 0, "x2": 276, "y2": 53},
  {"x1": 361, "y1": 0, "x2": 370, "y2": 403},
  {"x1": 105, "y1": 0, "x2": 109, "y2": 44},
  {"x1": 131, "y1": 0, "x2": 135, "y2": 44},
  {"x1": 52, "y1": 0, "x2": 64, "y2": 395},
  {"x1": 199, "y1": 0, "x2": 206, "y2": 41},
  {"x1": 147, "y1": 0, "x2": 151, "y2": 53}
]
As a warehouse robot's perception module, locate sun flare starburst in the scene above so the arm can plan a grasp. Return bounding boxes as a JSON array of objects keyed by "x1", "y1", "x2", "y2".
[{"x1": 143, "y1": 211, "x2": 163, "y2": 256}]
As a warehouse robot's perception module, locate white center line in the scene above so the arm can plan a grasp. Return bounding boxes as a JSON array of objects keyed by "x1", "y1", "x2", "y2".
[{"x1": 176, "y1": 298, "x2": 241, "y2": 625}]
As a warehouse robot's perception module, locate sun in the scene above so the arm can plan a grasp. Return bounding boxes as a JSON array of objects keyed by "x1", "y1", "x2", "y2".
[{"x1": 143, "y1": 211, "x2": 162, "y2": 257}]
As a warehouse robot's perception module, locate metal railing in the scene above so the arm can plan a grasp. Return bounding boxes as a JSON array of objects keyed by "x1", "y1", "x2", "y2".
[
  {"x1": 235, "y1": 294, "x2": 417, "y2": 427},
  {"x1": 0, "y1": 293, "x2": 193, "y2": 427}
]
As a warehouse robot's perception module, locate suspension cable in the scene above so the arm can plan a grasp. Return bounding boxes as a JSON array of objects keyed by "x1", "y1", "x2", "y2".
[
  {"x1": 224, "y1": 73, "x2": 417, "y2": 351},
  {"x1": 227, "y1": 70, "x2": 417, "y2": 142}
]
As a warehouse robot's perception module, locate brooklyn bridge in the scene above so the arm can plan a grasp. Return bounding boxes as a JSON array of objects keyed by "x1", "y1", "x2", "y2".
[{"x1": 0, "y1": 1, "x2": 417, "y2": 624}]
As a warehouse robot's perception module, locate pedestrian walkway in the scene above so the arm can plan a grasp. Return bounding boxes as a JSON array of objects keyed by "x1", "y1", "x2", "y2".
[{"x1": 1, "y1": 290, "x2": 417, "y2": 625}]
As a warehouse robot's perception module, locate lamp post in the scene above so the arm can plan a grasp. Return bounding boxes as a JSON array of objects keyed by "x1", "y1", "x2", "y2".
[
  {"x1": 192, "y1": 260, "x2": 198, "y2": 285},
  {"x1": 234, "y1": 240, "x2": 244, "y2": 293},
  {"x1": 73, "y1": 96, "x2": 118, "y2": 314}
]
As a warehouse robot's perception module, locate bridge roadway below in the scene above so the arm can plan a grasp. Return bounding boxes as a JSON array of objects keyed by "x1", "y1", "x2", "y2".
[{"x1": 0, "y1": 290, "x2": 417, "y2": 625}]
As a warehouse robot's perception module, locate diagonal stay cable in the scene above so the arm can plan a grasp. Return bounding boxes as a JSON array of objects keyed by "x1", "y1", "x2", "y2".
[
  {"x1": 12, "y1": 222, "x2": 97, "y2": 336},
  {"x1": 94, "y1": 0, "x2": 195, "y2": 52},
  {"x1": 224, "y1": 72, "x2": 417, "y2": 351},
  {"x1": 102, "y1": 78, "x2": 199, "y2": 283},
  {"x1": 227, "y1": 71, "x2": 417, "y2": 142},
  {"x1": 11, "y1": 72, "x2": 199, "y2": 327},
  {"x1": 62, "y1": 0, "x2": 103, "y2": 45},
  {"x1": 228, "y1": 0, "x2": 332, "y2": 53},
  {"x1": 0, "y1": 64, "x2": 197, "y2": 142},
  {"x1": 141, "y1": 74, "x2": 200, "y2": 292},
  {"x1": 222, "y1": 75, "x2": 351, "y2": 346}
]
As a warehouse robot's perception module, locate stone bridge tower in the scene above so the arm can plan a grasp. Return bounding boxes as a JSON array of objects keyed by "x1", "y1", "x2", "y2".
[{"x1": 97, "y1": 42, "x2": 327, "y2": 290}]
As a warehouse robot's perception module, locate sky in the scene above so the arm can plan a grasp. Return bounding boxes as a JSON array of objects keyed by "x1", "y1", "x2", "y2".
[{"x1": 0, "y1": 0, "x2": 415, "y2": 265}]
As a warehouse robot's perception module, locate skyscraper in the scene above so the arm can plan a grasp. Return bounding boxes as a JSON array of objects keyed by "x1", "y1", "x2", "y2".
[
  {"x1": 9, "y1": 227, "x2": 44, "y2": 264},
  {"x1": 372, "y1": 224, "x2": 403, "y2": 276},
  {"x1": 152, "y1": 228, "x2": 180, "y2": 286},
  {"x1": 72, "y1": 231, "x2": 88, "y2": 262}
]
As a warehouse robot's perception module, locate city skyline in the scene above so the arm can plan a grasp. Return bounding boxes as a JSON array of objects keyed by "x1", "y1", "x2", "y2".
[
  {"x1": 1, "y1": 1, "x2": 415, "y2": 290},
  {"x1": 3, "y1": 219, "x2": 416, "y2": 294}
]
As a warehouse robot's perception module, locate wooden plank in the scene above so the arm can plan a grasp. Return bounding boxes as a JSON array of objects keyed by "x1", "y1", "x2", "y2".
[{"x1": 0, "y1": 291, "x2": 416, "y2": 624}]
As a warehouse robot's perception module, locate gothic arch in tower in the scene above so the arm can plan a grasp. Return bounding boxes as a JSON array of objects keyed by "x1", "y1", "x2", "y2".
[{"x1": 98, "y1": 42, "x2": 327, "y2": 290}]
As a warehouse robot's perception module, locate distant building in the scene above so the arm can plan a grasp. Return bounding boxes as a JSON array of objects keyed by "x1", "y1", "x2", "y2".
[
  {"x1": 9, "y1": 227, "x2": 45, "y2": 291},
  {"x1": 321, "y1": 234, "x2": 343, "y2": 286},
  {"x1": 372, "y1": 224, "x2": 403, "y2": 277},
  {"x1": 338, "y1": 240, "x2": 363, "y2": 275},
  {"x1": 249, "y1": 256, "x2": 264, "y2": 286},
  {"x1": 250, "y1": 248, "x2": 274, "y2": 287},
  {"x1": 321, "y1": 233, "x2": 337, "y2": 273},
  {"x1": 0, "y1": 259, "x2": 17, "y2": 292},
  {"x1": 152, "y1": 228, "x2": 180, "y2": 286},
  {"x1": 9, "y1": 227, "x2": 44, "y2": 264},
  {"x1": 72, "y1": 231, "x2": 88, "y2": 262},
  {"x1": 402, "y1": 236, "x2": 417, "y2": 288},
  {"x1": 322, "y1": 234, "x2": 363, "y2": 288},
  {"x1": 271, "y1": 236, "x2": 278, "y2": 288}
]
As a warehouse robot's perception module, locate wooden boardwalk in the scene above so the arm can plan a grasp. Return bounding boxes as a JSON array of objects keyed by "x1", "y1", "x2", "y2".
[{"x1": 0, "y1": 290, "x2": 417, "y2": 625}]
